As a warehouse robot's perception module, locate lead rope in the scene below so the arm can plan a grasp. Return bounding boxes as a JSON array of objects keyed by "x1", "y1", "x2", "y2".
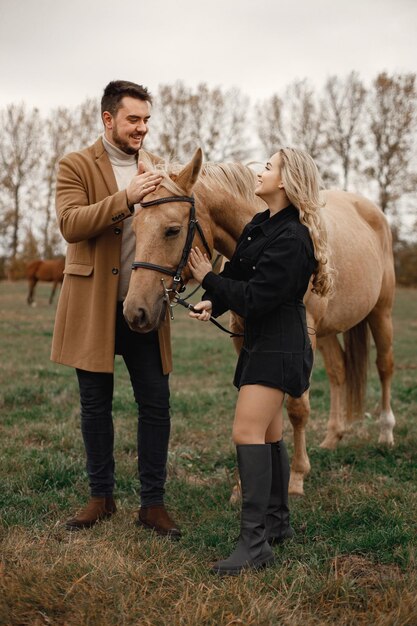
[
  {"x1": 160, "y1": 277, "x2": 243, "y2": 338},
  {"x1": 174, "y1": 294, "x2": 244, "y2": 338}
]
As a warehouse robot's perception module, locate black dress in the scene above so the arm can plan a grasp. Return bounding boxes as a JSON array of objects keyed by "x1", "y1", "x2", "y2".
[{"x1": 201, "y1": 205, "x2": 317, "y2": 397}]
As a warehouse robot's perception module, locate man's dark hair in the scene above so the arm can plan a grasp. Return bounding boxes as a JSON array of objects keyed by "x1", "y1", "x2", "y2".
[{"x1": 101, "y1": 80, "x2": 152, "y2": 116}]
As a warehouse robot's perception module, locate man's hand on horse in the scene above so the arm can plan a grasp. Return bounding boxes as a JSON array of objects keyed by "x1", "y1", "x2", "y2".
[
  {"x1": 126, "y1": 161, "x2": 163, "y2": 206},
  {"x1": 188, "y1": 247, "x2": 212, "y2": 283}
]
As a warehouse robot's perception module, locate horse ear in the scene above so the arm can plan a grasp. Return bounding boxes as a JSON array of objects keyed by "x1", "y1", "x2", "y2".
[{"x1": 176, "y1": 148, "x2": 203, "y2": 193}]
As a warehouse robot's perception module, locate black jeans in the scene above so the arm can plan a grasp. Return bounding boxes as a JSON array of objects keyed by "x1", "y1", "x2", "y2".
[{"x1": 76, "y1": 302, "x2": 170, "y2": 507}]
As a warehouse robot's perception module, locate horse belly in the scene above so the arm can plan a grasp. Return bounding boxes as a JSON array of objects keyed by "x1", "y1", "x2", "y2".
[{"x1": 310, "y1": 203, "x2": 385, "y2": 336}]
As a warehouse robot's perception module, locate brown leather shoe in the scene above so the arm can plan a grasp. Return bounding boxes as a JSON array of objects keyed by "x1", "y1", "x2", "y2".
[
  {"x1": 65, "y1": 496, "x2": 117, "y2": 531},
  {"x1": 137, "y1": 505, "x2": 181, "y2": 540}
]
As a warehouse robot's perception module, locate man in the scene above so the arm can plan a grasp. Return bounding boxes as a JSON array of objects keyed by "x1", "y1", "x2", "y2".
[{"x1": 51, "y1": 80, "x2": 180, "y2": 539}]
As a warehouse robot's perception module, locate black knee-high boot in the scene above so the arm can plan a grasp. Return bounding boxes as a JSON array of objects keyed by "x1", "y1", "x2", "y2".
[
  {"x1": 266, "y1": 439, "x2": 294, "y2": 545},
  {"x1": 211, "y1": 444, "x2": 274, "y2": 576}
]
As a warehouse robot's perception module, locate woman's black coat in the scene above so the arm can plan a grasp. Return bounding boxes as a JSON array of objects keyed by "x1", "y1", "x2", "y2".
[{"x1": 201, "y1": 205, "x2": 317, "y2": 397}]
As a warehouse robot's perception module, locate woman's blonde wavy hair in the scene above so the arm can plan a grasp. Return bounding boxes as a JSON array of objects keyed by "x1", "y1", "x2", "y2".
[{"x1": 279, "y1": 147, "x2": 334, "y2": 297}]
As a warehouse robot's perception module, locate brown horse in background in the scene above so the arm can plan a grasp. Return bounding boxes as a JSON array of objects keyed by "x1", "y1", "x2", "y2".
[
  {"x1": 123, "y1": 148, "x2": 395, "y2": 497},
  {"x1": 26, "y1": 258, "x2": 65, "y2": 305}
]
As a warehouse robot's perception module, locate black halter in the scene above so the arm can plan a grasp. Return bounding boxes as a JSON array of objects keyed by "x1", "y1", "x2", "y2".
[
  {"x1": 131, "y1": 195, "x2": 212, "y2": 294},
  {"x1": 130, "y1": 194, "x2": 243, "y2": 337}
]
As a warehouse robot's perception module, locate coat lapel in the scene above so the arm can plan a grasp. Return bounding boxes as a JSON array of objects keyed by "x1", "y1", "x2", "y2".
[{"x1": 93, "y1": 137, "x2": 118, "y2": 196}]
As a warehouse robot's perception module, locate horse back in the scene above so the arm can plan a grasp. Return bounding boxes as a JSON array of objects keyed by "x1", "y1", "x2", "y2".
[
  {"x1": 26, "y1": 260, "x2": 43, "y2": 279},
  {"x1": 26, "y1": 259, "x2": 65, "y2": 282},
  {"x1": 323, "y1": 190, "x2": 393, "y2": 257}
]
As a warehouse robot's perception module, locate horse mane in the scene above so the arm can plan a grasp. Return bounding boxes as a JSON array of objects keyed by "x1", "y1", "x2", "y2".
[
  {"x1": 141, "y1": 151, "x2": 264, "y2": 209},
  {"x1": 200, "y1": 162, "x2": 264, "y2": 208}
]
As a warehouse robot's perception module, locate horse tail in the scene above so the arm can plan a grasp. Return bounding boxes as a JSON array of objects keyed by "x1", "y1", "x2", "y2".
[
  {"x1": 26, "y1": 260, "x2": 42, "y2": 279},
  {"x1": 343, "y1": 318, "x2": 370, "y2": 422}
]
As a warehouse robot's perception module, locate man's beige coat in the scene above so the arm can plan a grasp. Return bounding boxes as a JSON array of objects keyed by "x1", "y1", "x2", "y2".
[{"x1": 50, "y1": 138, "x2": 172, "y2": 374}]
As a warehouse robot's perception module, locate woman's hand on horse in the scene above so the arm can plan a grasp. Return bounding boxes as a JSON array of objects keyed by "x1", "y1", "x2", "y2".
[
  {"x1": 188, "y1": 247, "x2": 212, "y2": 283},
  {"x1": 189, "y1": 300, "x2": 212, "y2": 322},
  {"x1": 126, "y1": 161, "x2": 163, "y2": 206}
]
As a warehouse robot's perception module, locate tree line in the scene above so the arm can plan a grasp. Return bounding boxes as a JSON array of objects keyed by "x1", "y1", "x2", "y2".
[{"x1": 1, "y1": 71, "x2": 416, "y2": 284}]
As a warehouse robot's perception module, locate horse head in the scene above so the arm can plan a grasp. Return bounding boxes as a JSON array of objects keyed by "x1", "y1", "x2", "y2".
[{"x1": 124, "y1": 147, "x2": 212, "y2": 332}]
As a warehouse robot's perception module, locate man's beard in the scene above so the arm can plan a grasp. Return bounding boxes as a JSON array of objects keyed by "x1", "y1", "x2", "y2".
[{"x1": 112, "y1": 127, "x2": 145, "y2": 155}]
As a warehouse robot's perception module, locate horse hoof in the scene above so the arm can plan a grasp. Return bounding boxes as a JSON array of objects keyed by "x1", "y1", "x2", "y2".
[
  {"x1": 378, "y1": 434, "x2": 394, "y2": 446},
  {"x1": 378, "y1": 411, "x2": 395, "y2": 446},
  {"x1": 319, "y1": 434, "x2": 342, "y2": 450},
  {"x1": 289, "y1": 473, "x2": 304, "y2": 497}
]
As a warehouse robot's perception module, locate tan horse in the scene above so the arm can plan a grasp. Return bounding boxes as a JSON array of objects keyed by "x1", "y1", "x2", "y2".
[
  {"x1": 124, "y1": 149, "x2": 395, "y2": 496},
  {"x1": 26, "y1": 258, "x2": 65, "y2": 306}
]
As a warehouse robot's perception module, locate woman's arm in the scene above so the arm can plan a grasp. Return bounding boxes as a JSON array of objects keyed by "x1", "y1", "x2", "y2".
[
  {"x1": 201, "y1": 234, "x2": 310, "y2": 319},
  {"x1": 188, "y1": 247, "x2": 239, "y2": 318}
]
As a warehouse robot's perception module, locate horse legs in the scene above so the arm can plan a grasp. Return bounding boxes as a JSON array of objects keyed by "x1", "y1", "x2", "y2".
[
  {"x1": 367, "y1": 307, "x2": 395, "y2": 445},
  {"x1": 27, "y1": 278, "x2": 37, "y2": 306},
  {"x1": 49, "y1": 281, "x2": 58, "y2": 305},
  {"x1": 286, "y1": 392, "x2": 311, "y2": 496},
  {"x1": 318, "y1": 335, "x2": 347, "y2": 449}
]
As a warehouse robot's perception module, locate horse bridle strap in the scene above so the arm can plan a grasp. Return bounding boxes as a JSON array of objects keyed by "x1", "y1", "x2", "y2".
[
  {"x1": 130, "y1": 194, "x2": 243, "y2": 337},
  {"x1": 131, "y1": 195, "x2": 212, "y2": 291}
]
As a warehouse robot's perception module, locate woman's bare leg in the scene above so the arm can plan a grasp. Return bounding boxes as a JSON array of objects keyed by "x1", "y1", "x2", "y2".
[{"x1": 232, "y1": 384, "x2": 285, "y2": 444}]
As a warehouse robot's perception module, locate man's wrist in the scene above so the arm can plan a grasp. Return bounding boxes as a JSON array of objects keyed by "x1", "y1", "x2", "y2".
[{"x1": 126, "y1": 191, "x2": 135, "y2": 214}]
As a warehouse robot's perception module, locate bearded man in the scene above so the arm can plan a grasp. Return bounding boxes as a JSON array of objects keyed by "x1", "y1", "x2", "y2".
[{"x1": 51, "y1": 80, "x2": 180, "y2": 539}]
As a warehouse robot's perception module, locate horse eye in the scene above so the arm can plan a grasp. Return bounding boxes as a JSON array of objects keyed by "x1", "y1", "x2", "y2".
[{"x1": 165, "y1": 226, "x2": 181, "y2": 238}]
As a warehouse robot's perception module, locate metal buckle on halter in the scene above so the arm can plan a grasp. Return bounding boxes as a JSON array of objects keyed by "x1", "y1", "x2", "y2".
[
  {"x1": 161, "y1": 278, "x2": 175, "y2": 320},
  {"x1": 173, "y1": 274, "x2": 188, "y2": 293}
]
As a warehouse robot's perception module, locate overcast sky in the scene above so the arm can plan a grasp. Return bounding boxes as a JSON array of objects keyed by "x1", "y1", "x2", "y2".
[{"x1": 1, "y1": 0, "x2": 416, "y2": 111}]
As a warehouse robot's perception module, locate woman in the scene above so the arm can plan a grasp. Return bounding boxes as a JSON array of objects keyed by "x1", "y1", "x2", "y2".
[{"x1": 188, "y1": 147, "x2": 333, "y2": 576}]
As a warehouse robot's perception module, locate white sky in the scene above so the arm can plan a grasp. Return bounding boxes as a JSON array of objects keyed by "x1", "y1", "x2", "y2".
[{"x1": 1, "y1": 0, "x2": 416, "y2": 111}]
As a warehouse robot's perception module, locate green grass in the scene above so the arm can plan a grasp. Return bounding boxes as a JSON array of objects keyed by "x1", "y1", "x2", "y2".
[{"x1": 0, "y1": 282, "x2": 416, "y2": 625}]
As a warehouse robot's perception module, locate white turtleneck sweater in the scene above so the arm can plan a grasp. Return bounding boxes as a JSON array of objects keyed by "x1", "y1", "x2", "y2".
[{"x1": 102, "y1": 134, "x2": 138, "y2": 301}]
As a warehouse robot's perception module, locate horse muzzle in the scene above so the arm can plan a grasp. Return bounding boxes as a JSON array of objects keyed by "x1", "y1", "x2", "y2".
[{"x1": 123, "y1": 299, "x2": 165, "y2": 333}]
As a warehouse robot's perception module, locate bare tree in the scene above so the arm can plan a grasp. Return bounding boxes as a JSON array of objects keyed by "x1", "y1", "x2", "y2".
[
  {"x1": 188, "y1": 84, "x2": 250, "y2": 162},
  {"x1": 322, "y1": 72, "x2": 367, "y2": 189},
  {"x1": 33, "y1": 99, "x2": 102, "y2": 257},
  {"x1": 35, "y1": 107, "x2": 77, "y2": 256},
  {"x1": 215, "y1": 87, "x2": 250, "y2": 162},
  {"x1": 148, "y1": 81, "x2": 193, "y2": 160},
  {"x1": 188, "y1": 83, "x2": 223, "y2": 161},
  {"x1": 73, "y1": 98, "x2": 103, "y2": 149},
  {"x1": 285, "y1": 79, "x2": 324, "y2": 158},
  {"x1": 256, "y1": 94, "x2": 286, "y2": 157},
  {"x1": 148, "y1": 82, "x2": 250, "y2": 163},
  {"x1": 365, "y1": 72, "x2": 417, "y2": 213},
  {"x1": 0, "y1": 103, "x2": 42, "y2": 260},
  {"x1": 283, "y1": 79, "x2": 339, "y2": 186}
]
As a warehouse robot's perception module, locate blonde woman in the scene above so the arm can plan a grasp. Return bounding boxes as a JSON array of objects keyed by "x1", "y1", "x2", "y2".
[{"x1": 188, "y1": 147, "x2": 332, "y2": 576}]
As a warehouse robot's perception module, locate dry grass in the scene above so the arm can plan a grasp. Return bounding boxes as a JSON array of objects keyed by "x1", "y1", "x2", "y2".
[{"x1": 0, "y1": 282, "x2": 416, "y2": 625}]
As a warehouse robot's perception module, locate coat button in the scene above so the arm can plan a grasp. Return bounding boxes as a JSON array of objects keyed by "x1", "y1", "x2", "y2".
[
  {"x1": 252, "y1": 266, "x2": 256, "y2": 270},
  {"x1": 247, "y1": 236, "x2": 252, "y2": 240},
  {"x1": 112, "y1": 268, "x2": 119, "y2": 275},
  {"x1": 114, "y1": 227, "x2": 121, "y2": 235}
]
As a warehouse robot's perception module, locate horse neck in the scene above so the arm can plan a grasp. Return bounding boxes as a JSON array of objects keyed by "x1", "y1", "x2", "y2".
[{"x1": 195, "y1": 185, "x2": 259, "y2": 259}]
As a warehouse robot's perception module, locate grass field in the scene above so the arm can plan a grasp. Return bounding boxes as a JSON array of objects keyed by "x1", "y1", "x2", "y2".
[{"x1": 0, "y1": 281, "x2": 416, "y2": 626}]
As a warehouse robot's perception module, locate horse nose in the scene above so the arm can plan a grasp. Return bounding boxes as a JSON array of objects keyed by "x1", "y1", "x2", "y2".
[
  {"x1": 123, "y1": 304, "x2": 149, "y2": 330},
  {"x1": 132, "y1": 307, "x2": 148, "y2": 329}
]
